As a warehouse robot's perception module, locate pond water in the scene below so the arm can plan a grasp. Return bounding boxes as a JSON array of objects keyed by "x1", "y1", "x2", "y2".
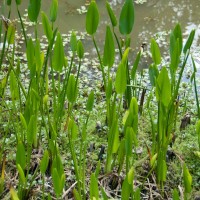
[{"x1": 1, "y1": 0, "x2": 200, "y2": 66}]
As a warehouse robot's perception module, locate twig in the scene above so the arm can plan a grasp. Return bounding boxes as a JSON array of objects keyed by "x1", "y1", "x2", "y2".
[{"x1": 62, "y1": 181, "x2": 77, "y2": 199}]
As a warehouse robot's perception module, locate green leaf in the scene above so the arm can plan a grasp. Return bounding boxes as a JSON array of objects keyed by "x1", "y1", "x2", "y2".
[
  {"x1": 173, "y1": 24, "x2": 182, "y2": 54},
  {"x1": 150, "y1": 153, "x2": 157, "y2": 168},
  {"x1": 52, "y1": 155, "x2": 64, "y2": 178},
  {"x1": 101, "y1": 187, "x2": 108, "y2": 200},
  {"x1": 41, "y1": 12, "x2": 53, "y2": 43},
  {"x1": 183, "y1": 29, "x2": 195, "y2": 54},
  {"x1": 26, "y1": 39, "x2": 35, "y2": 76},
  {"x1": 119, "y1": 0, "x2": 134, "y2": 35},
  {"x1": 17, "y1": 164, "x2": 26, "y2": 185},
  {"x1": 68, "y1": 119, "x2": 78, "y2": 140},
  {"x1": 172, "y1": 189, "x2": 180, "y2": 200},
  {"x1": 86, "y1": 0, "x2": 99, "y2": 35},
  {"x1": 77, "y1": 40, "x2": 84, "y2": 59},
  {"x1": 73, "y1": 189, "x2": 81, "y2": 200},
  {"x1": 161, "y1": 160, "x2": 167, "y2": 182},
  {"x1": 108, "y1": 120, "x2": 119, "y2": 153},
  {"x1": 170, "y1": 38, "x2": 180, "y2": 73},
  {"x1": 106, "y1": 2, "x2": 117, "y2": 27},
  {"x1": 10, "y1": 187, "x2": 20, "y2": 200},
  {"x1": 115, "y1": 62, "x2": 126, "y2": 94},
  {"x1": 35, "y1": 39, "x2": 43, "y2": 74},
  {"x1": 149, "y1": 64, "x2": 159, "y2": 87},
  {"x1": 67, "y1": 74, "x2": 78, "y2": 103},
  {"x1": 20, "y1": 113, "x2": 27, "y2": 130},
  {"x1": 70, "y1": 31, "x2": 77, "y2": 52},
  {"x1": 28, "y1": 0, "x2": 41, "y2": 22},
  {"x1": 52, "y1": 168, "x2": 62, "y2": 197},
  {"x1": 156, "y1": 67, "x2": 171, "y2": 107},
  {"x1": 121, "y1": 168, "x2": 134, "y2": 200},
  {"x1": 131, "y1": 51, "x2": 141, "y2": 81},
  {"x1": 127, "y1": 166, "x2": 134, "y2": 184},
  {"x1": 103, "y1": 26, "x2": 115, "y2": 67},
  {"x1": 10, "y1": 70, "x2": 19, "y2": 100},
  {"x1": 7, "y1": 24, "x2": 16, "y2": 44},
  {"x1": 122, "y1": 47, "x2": 130, "y2": 65},
  {"x1": 52, "y1": 32, "x2": 65, "y2": 72},
  {"x1": 151, "y1": 38, "x2": 161, "y2": 65},
  {"x1": 40, "y1": 150, "x2": 49, "y2": 174},
  {"x1": 16, "y1": 141, "x2": 26, "y2": 170},
  {"x1": 183, "y1": 163, "x2": 192, "y2": 193},
  {"x1": 117, "y1": 139, "x2": 125, "y2": 173},
  {"x1": 106, "y1": 78, "x2": 113, "y2": 100},
  {"x1": 125, "y1": 127, "x2": 133, "y2": 156},
  {"x1": 129, "y1": 97, "x2": 138, "y2": 133},
  {"x1": 90, "y1": 173, "x2": 99, "y2": 200},
  {"x1": 86, "y1": 91, "x2": 94, "y2": 112},
  {"x1": 134, "y1": 188, "x2": 141, "y2": 200},
  {"x1": 50, "y1": 0, "x2": 58, "y2": 22},
  {"x1": 15, "y1": 0, "x2": 21, "y2": 5},
  {"x1": 7, "y1": 0, "x2": 12, "y2": 6},
  {"x1": 196, "y1": 120, "x2": 200, "y2": 149},
  {"x1": 27, "y1": 115, "x2": 37, "y2": 145}
]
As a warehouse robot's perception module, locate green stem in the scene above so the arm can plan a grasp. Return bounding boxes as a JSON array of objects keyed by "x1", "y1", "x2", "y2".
[
  {"x1": 17, "y1": 6, "x2": 27, "y2": 47},
  {"x1": 92, "y1": 35, "x2": 107, "y2": 90}
]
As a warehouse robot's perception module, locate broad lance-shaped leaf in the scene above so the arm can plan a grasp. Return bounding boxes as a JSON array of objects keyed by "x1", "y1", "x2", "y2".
[
  {"x1": 10, "y1": 187, "x2": 20, "y2": 200},
  {"x1": 183, "y1": 163, "x2": 192, "y2": 193},
  {"x1": 119, "y1": 0, "x2": 134, "y2": 35},
  {"x1": 115, "y1": 62, "x2": 127, "y2": 94},
  {"x1": 149, "y1": 64, "x2": 159, "y2": 87},
  {"x1": 86, "y1": 91, "x2": 94, "y2": 112},
  {"x1": 40, "y1": 150, "x2": 49, "y2": 174},
  {"x1": 106, "y1": 2, "x2": 117, "y2": 27},
  {"x1": 125, "y1": 127, "x2": 133, "y2": 156},
  {"x1": 52, "y1": 168, "x2": 64, "y2": 197},
  {"x1": 52, "y1": 155, "x2": 64, "y2": 177},
  {"x1": 156, "y1": 67, "x2": 171, "y2": 107},
  {"x1": 86, "y1": 0, "x2": 99, "y2": 35},
  {"x1": 170, "y1": 38, "x2": 180, "y2": 73},
  {"x1": 173, "y1": 24, "x2": 182, "y2": 54},
  {"x1": 103, "y1": 26, "x2": 115, "y2": 67},
  {"x1": 151, "y1": 38, "x2": 161, "y2": 65},
  {"x1": 7, "y1": 23, "x2": 16, "y2": 44},
  {"x1": 70, "y1": 31, "x2": 77, "y2": 53},
  {"x1": 28, "y1": 0, "x2": 41, "y2": 22},
  {"x1": 131, "y1": 51, "x2": 141, "y2": 81},
  {"x1": 106, "y1": 78, "x2": 112, "y2": 100},
  {"x1": 90, "y1": 173, "x2": 99, "y2": 200},
  {"x1": 27, "y1": 115, "x2": 37, "y2": 145},
  {"x1": 15, "y1": 0, "x2": 21, "y2": 5},
  {"x1": 10, "y1": 70, "x2": 19, "y2": 100},
  {"x1": 16, "y1": 141, "x2": 26, "y2": 170},
  {"x1": 35, "y1": 39, "x2": 44, "y2": 74},
  {"x1": 77, "y1": 40, "x2": 84, "y2": 59},
  {"x1": 52, "y1": 32, "x2": 65, "y2": 72},
  {"x1": 67, "y1": 74, "x2": 78, "y2": 103},
  {"x1": 170, "y1": 24, "x2": 182, "y2": 58},
  {"x1": 183, "y1": 29, "x2": 195, "y2": 54},
  {"x1": 7, "y1": 0, "x2": 12, "y2": 5},
  {"x1": 17, "y1": 164, "x2": 26, "y2": 185},
  {"x1": 68, "y1": 119, "x2": 78, "y2": 141},
  {"x1": 41, "y1": 12, "x2": 53, "y2": 43},
  {"x1": 50, "y1": 0, "x2": 58, "y2": 22},
  {"x1": 196, "y1": 120, "x2": 200, "y2": 149},
  {"x1": 121, "y1": 167, "x2": 134, "y2": 200},
  {"x1": 172, "y1": 189, "x2": 180, "y2": 200}
]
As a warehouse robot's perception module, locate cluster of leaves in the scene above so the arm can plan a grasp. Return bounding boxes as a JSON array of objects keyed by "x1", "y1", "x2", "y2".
[{"x1": 0, "y1": 0, "x2": 199, "y2": 199}]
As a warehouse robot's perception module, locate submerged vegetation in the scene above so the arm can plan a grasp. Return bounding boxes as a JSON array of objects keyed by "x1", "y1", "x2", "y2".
[{"x1": 0, "y1": 0, "x2": 200, "y2": 199}]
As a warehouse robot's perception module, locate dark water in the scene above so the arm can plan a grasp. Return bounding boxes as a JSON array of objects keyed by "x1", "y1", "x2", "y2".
[{"x1": 1, "y1": 0, "x2": 200, "y2": 66}]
